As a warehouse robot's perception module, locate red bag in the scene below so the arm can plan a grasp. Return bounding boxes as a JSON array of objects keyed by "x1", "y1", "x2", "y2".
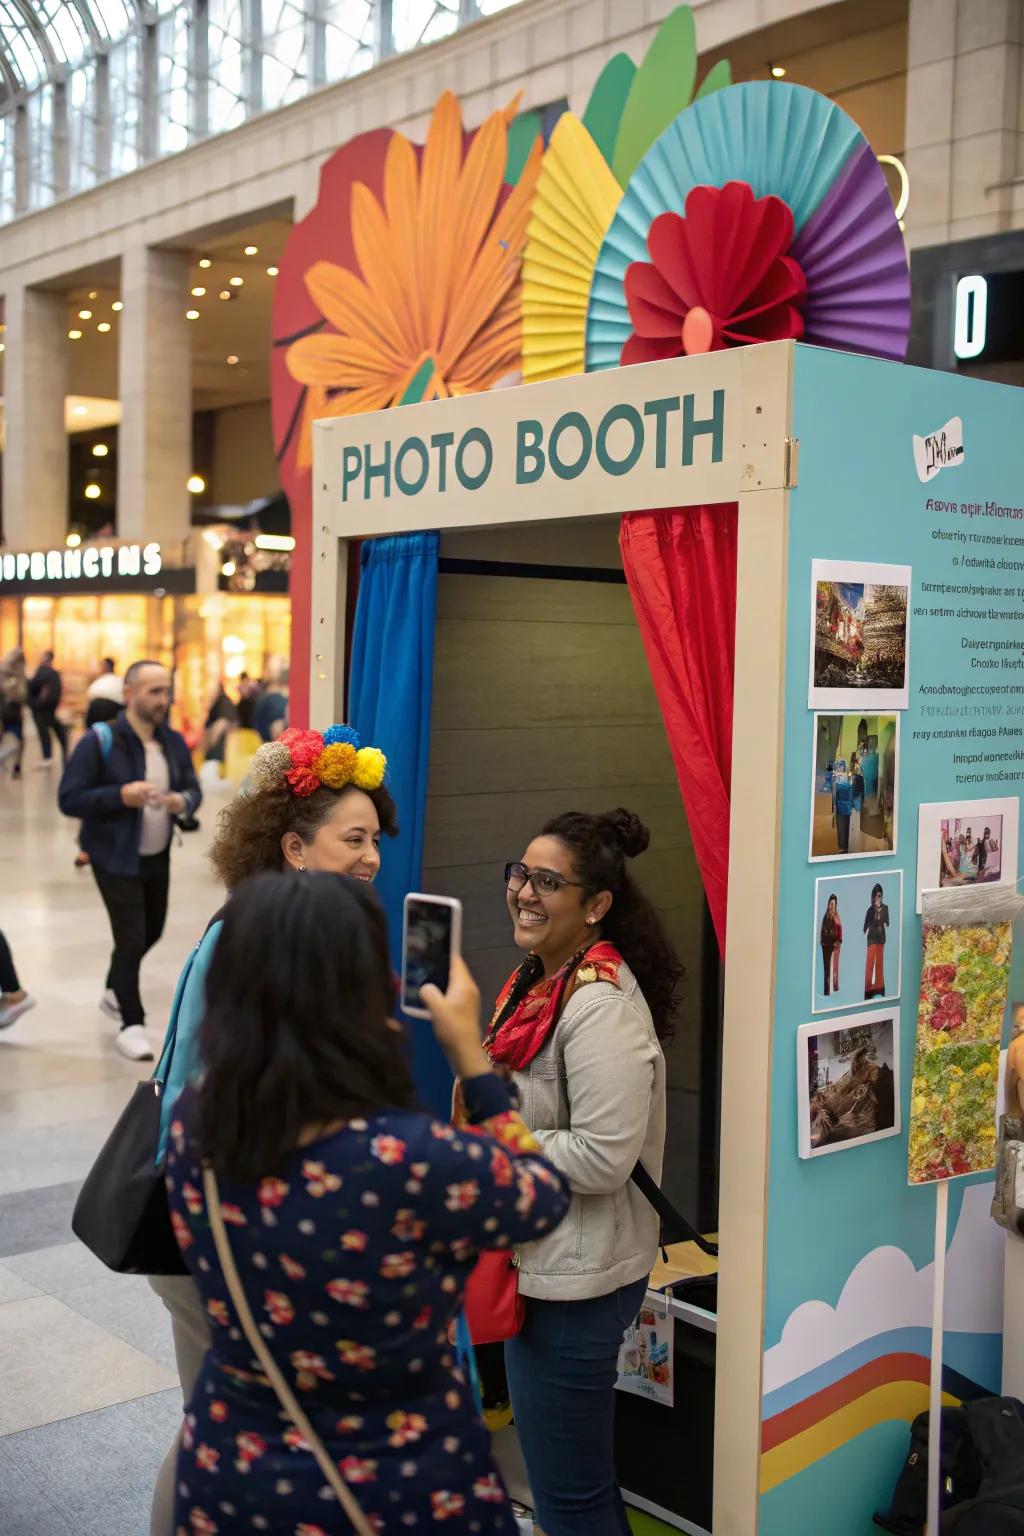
[{"x1": 464, "y1": 1249, "x2": 524, "y2": 1345}]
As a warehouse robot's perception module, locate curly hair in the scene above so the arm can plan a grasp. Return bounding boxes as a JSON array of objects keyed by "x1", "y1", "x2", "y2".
[
  {"x1": 542, "y1": 807, "x2": 684, "y2": 1043},
  {"x1": 209, "y1": 781, "x2": 399, "y2": 890}
]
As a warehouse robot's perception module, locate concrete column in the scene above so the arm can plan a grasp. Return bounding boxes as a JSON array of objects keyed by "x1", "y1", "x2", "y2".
[
  {"x1": 904, "y1": 0, "x2": 1024, "y2": 251},
  {"x1": 2, "y1": 284, "x2": 69, "y2": 549},
  {"x1": 117, "y1": 245, "x2": 192, "y2": 545}
]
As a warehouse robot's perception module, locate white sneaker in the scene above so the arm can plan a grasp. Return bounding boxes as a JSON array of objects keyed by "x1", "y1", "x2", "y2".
[
  {"x1": 99, "y1": 989, "x2": 122, "y2": 1022},
  {"x1": 114, "y1": 1025, "x2": 154, "y2": 1062},
  {"x1": 0, "y1": 994, "x2": 36, "y2": 1030}
]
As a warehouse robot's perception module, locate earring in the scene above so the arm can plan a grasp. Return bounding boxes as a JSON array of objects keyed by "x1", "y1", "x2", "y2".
[
  {"x1": 298, "y1": 863, "x2": 307, "y2": 873},
  {"x1": 586, "y1": 915, "x2": 597, "y2": 925}
]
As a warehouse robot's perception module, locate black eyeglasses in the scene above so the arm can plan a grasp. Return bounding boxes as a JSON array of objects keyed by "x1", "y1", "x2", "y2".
[{"x1": 505, "y1": 862, "x2": 584, "y2": 899}]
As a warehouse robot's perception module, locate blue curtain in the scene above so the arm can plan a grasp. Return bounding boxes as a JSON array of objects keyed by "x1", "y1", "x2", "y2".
[{"x1": 348, "y1": 531, "x2": 452, "y2": 1116}]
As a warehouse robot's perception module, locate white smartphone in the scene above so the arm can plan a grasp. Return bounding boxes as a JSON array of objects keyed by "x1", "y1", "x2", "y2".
[{"x1": 401, "y1": 893, "x2": 463, "y2": 1019}]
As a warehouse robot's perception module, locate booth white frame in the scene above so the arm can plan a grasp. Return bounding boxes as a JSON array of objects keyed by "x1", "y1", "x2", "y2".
[{"x1": 311, "y1": 340, "x2": 799, "y2": 1536}]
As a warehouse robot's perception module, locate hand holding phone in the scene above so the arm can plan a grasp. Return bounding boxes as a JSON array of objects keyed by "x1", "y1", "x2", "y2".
[
  {"x1": 401, "y1": 893, "x2": 463, "y2": 1018},
  {"x1": 420, "y1": 954, "x2": 491, "y2": 1080}
]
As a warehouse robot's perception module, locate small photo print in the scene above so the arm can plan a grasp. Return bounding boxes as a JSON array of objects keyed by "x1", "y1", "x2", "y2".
[
  {"x1": 809, "y1": 559, "x2": 911, "y2": 711},
  {"x1": 915, "y1": 797, "x2": 1020, "y2": 913},
  {"x1": 797, "y1": 1010, "x2": 901, "y2": 1159},
  {"x1": 813, "y1": 870, "x2": 903, "y2": 1015},
  {"x1": 809, "y1": 712, "x2": 899, "y2": 861}
]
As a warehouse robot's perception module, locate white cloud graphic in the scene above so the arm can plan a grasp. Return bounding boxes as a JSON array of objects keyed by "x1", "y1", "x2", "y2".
[{"x1": 763, "y1": 1182, "x2": 1003, "y2": 1395}]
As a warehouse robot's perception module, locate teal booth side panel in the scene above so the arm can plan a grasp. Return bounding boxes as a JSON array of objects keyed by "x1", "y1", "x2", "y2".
[{"x1": 758, "y1": 345, "x2": 1020, "y2": 1534}]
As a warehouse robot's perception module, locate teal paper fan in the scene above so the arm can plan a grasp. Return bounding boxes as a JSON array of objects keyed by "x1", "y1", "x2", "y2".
[{"x1": 585, "y1": 82, "x2": 865, "y2": 371}]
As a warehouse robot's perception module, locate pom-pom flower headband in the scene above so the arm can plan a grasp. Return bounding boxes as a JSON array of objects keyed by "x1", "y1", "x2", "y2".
[{"x1": 244, "y1": 724, "x2": 387, "y2": 799}]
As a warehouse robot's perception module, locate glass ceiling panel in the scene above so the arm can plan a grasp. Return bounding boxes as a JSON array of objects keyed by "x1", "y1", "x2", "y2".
[{"x1": 0, "y1": 1, "x2": 138, "y2": 89}]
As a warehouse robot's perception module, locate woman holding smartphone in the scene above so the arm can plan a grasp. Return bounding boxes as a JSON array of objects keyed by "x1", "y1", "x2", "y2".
[
  {"x1": 490, "y1": 807, "x2": 681, "y2": 1536},
  {"x1": 166, "y1": 871, "x2": 570, "y2": 1536},
  {"x1": 149, "y1": 723, "x2": 396, "y2": 1536}
]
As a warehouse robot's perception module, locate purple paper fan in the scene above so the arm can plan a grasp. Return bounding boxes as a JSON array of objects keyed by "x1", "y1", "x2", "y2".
[{"x1": 791, "y1": 142, "x2": 910, "y2": 361}]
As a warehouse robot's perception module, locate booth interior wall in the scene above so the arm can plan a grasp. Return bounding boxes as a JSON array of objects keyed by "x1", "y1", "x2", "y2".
[{"x1": 422, "y1": 518, "x2": 712, "y2": 1221}]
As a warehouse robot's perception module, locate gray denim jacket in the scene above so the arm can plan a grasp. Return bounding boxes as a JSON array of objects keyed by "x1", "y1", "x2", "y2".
[{"x1": 512, "y1": 960, "x2": 665, "y2": 1301}]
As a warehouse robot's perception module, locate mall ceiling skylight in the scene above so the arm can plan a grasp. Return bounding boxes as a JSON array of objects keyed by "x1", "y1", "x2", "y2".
[{"x1": 0, "y1": 0, "x2": 138, "y2": 91}]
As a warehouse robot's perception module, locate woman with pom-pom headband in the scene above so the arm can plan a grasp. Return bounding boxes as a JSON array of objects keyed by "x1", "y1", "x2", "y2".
[{"x1": 145, "y1": 722, "x2": 395, "y2": 1536}]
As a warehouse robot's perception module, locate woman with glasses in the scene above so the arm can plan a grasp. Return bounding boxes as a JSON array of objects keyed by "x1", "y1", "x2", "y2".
[{"x1": 486, "y1": 808, "x2": 682, "y2": 1536}]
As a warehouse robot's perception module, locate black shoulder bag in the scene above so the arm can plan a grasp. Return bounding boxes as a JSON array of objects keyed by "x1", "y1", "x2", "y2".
[{"x1": 70, "y1": 914, "x2": 225, "y2": 1275}]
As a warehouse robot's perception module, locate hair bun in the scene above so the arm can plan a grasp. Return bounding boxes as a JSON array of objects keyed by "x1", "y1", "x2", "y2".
[{"x1": 601, "y1": 808, "x2": 650, "y2": 860}]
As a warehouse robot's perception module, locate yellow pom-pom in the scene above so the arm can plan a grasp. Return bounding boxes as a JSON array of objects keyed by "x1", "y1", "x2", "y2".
[
  {"x1": 315, "y1": 741, "x2": 358, "y2": 790},
  {"x1": 352, "y1": 746, "x2": 386, "y2": 791}
]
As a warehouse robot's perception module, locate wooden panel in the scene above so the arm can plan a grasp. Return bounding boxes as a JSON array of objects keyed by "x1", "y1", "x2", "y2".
[
  {"x1": 428, "y1": 724, "x2": 678, "y2": 797},
  {"x1": 435, "y1": 572, "x2": 629, "y2": 625},
  {"x1": 441, "y1": 516, "x2": 623, "y2": 569},
  {"x1": 423, "y1": 781, "x2": 693, "y2": 869},
  {"x1": 432, "y1": 617, "x2": 662, "y2": 730}
]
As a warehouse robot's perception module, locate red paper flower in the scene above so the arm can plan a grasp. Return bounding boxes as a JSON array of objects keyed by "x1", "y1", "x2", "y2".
[{"x1": 622, "y1": 181, "x2": 806, "y2": 362}]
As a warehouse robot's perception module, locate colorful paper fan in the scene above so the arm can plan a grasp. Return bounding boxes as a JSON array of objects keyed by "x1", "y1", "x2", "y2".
[
  {"x1": 521, "y1": 113, "x2": 623, "y2": 384},
  {"x1": 585, "y1": 81, "x2": 910, "y2": 371}
]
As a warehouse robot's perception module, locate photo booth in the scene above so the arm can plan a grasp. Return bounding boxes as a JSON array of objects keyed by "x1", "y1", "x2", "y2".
[{"x1": 307, "y1": 340, "x2": 1024, "y2": 1536}]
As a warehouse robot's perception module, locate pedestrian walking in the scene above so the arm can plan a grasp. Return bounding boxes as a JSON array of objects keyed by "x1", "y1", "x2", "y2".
[
  {"x1": 0, "y1": 646, "x2": 27, "y2": 778},
  {"x1": 27, "y1": 650, "x2": 68, "y2": 768},
  {"x1": 85, "y1": 657, "x2": 124, "y2": 725},
  {"x1": 58, "y1": 660, "x2": 202, "y2": 1061},
  {"x1": 0, "y1": 927, "x2": 35, "y2": 1030}
]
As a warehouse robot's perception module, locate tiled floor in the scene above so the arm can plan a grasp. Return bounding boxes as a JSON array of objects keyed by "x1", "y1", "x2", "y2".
[{"x1": 0, "y1": 740, "x2": 225, "y2": 1533}]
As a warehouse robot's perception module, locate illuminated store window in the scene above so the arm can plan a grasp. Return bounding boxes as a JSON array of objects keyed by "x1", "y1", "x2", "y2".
[{"x1": 0, "y1": 0, "x2": 526, "y2": 223}]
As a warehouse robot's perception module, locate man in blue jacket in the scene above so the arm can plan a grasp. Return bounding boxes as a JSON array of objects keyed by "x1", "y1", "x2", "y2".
[{"x1": 59, "y1": 660, "x2": 201, "y2": 1061}]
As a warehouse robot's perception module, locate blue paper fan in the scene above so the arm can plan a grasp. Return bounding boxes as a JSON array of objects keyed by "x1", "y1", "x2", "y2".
[{"x1": 585, "y1": 81, "x2": 866, "y2": 371}]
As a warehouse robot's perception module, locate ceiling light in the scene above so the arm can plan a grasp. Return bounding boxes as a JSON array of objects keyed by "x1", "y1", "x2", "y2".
[
  {"x1": 92, "y1": 443, "x2": 109, "y2": 458},
  {"x1": 219, "y1": 290, "x2": 231, "y2": 301},
  {"x1": 68, "y1": 329, "x2": 83, "y2": 339},
  {"x1": 0, "y1": 323, "x2": 5, "y2": 332},
  {"x1": 770, "y1": 64, "x2": 786, "y2": 78},
  {"x1": 0, "y1": 344, "x2": 5, "y2": 354},
  {"x1": 191, "y1": 286, "x2": 206, "y2": 297},
  {"x1": 66, "y1": 531, "x2": 82, "y2": 548},
  {"x1": 254, "y1": 534, "x2": 295, "y2": 552},
  {"x1": 84, "y1": 483, "x2": 102, "y2": 500},
  {"x1": 187, "y1": 473, "x2": 206, "y2": 494},
  {"x1": 78, "y1": 309, "x2": 93, "y2": 320},
  {"x1": 199, "y1": 257, "x2": 212, "y2": 269},
  {"x1": 266, "y1": 266, "x2": 279, "y2": 277},
  {"x1": 186, "y1": 309, "x2": 200, "y2": 320},
  {"x1": 111, "y1": 300, "x2": 123, "y2": 312},
  {"x1": 97, "y1": 321, "x2": 111, "y2": 333},
  {"x1": 88, "y1": 291, "x2": 98, "y2": 300},
  {"x1": 221, "y1": 560, "x2": 237, "y2": 578},
  {"x1": 244, "y1": 245, "x2": 258, "y2": 256},
  {"x1": 72, "y1": 404, "x2": 88, "y2": 417},
  {"x1": 226, "y1": 354, "x2": 239, "y2": 365},
  {"x1": 202, "y1": 529, "x2": 224, "y2": 550},
  {"x1": 229, "y1": 276, "x2": 243, "y2": 287}
]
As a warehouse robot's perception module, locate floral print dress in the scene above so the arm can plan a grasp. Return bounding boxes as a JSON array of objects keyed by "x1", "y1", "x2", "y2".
[{"x1": 165, "y1": 1074, "x2": 569, "y2": 1536}]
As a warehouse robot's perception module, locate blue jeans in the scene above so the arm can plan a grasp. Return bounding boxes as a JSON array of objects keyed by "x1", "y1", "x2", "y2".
[{"x1": 505, "y1": 1277, "x2": 648, "y2": 1536}]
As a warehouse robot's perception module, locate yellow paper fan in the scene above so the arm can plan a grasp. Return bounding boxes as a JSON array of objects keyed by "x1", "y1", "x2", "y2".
[{"x1": 521, "y1": 113, "x2": 622, "y2": 384}]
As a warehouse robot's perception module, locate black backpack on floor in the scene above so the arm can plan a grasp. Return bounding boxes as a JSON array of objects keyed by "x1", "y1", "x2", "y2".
[
  {"x1": 873, "y1": 1407, "x2": 980, "y2": 1533},
  {"x1": 874, "y1": 1397, "x2": 1024, "y2": 1536},
  {"x1": 948, "y1": 1397, "x2": 1024, "y2": 1534}
]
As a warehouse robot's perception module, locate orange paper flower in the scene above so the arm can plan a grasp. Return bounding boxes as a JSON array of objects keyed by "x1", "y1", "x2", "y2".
[{"x1": 286, "y1": 92, "x2": 542, "y2": 467}]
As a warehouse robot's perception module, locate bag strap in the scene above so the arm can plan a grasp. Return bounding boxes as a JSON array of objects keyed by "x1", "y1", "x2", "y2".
[
  {"x1": 629, "y1": 1160, "x2": 718, "y2": 1258},
  {"x1": 91, "y1": 720, "x2": 113, "y2": 763},
  {"x1": 202, "y1": 1164, "x2": 376, "y2": 1536}
]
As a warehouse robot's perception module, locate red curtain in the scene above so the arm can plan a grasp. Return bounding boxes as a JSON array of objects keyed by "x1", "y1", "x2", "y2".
[{"x1": 619, "y1": 505, "x2": 738, "y2": 955}]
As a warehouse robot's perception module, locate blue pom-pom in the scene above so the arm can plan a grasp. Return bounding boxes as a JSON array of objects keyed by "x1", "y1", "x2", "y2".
[{"x1": 323, "y1": 723, "x2": 361, "y2": 749}]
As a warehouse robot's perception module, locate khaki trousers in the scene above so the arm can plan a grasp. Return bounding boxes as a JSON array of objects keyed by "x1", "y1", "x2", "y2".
[{"x1": 148, "y1": 1273, "x2": 211, "y2": 1536}]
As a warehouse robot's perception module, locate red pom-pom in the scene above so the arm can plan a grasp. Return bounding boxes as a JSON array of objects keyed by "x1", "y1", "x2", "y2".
[
  {"x1": 285, "y1": 765, "x2": 321, "y2": 797},
  {"x1": 279, "y1": 727, "x2": 324, "y2": 769}
]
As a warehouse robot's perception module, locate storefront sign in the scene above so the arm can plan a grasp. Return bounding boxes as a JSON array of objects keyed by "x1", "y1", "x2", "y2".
[{"x1": 0, "y1": 542, "x2": 165, "y2": 593}]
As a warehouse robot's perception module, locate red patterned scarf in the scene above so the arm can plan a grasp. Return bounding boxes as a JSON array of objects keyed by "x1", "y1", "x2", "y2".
[{"x1": 485, "y1": 941, "x2": 624, "y2": 1072}]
